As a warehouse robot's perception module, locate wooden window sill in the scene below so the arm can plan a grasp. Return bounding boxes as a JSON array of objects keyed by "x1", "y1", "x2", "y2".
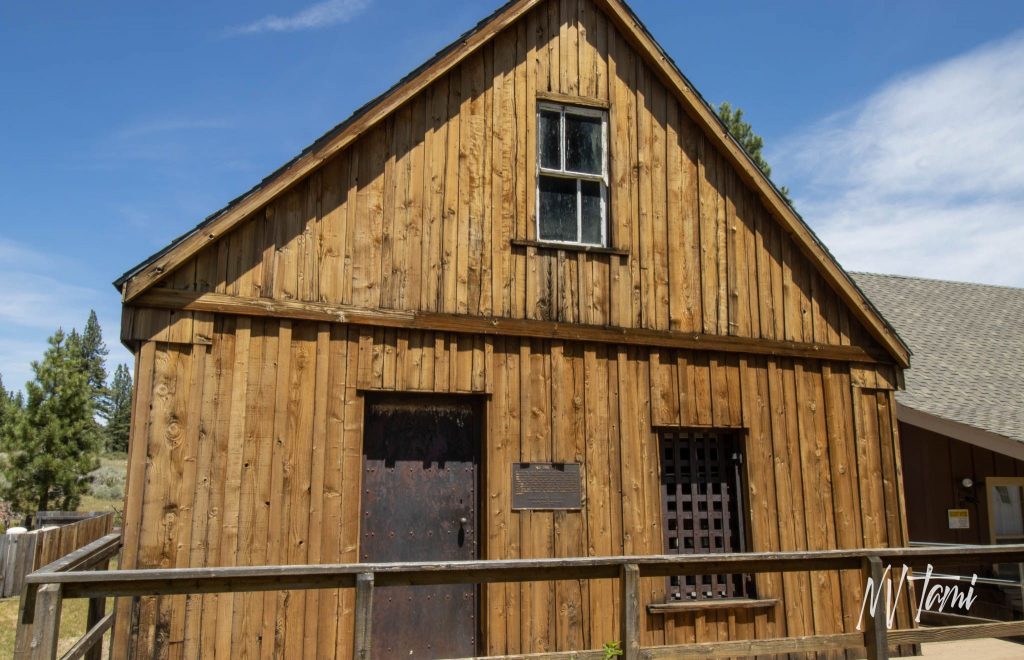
[
  {"x1": 647, "y1": 598, "x2": 779, "y2": 614},
  {"x1": 510, "y1": 238, "x2": 629, "y2": 257}
]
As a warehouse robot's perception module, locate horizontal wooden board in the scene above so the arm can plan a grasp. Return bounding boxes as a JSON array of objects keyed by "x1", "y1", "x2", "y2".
[{"x1": 132, "y1": 289, "x2": 889, "y2": 365}]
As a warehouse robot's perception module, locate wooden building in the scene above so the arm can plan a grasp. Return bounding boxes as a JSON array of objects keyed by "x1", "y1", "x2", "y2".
[
  {"x1": 852, "y1": 274, "x2": 1024, "y2": 547},
  {"x1": 113, "y1": 0, "x2": 914, "y2": 657}
]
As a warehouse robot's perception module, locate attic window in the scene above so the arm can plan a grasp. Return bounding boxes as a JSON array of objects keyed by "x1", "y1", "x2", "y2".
[{"x1": 536, "y1": 103, "x2": 608, "y2": 246}]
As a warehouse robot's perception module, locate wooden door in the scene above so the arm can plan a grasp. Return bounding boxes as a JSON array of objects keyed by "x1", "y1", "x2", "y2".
[{"x1": 360, "y1": 395, "x2": 480, "y2": 659}]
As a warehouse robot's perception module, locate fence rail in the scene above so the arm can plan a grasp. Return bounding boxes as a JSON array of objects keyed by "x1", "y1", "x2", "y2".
[
  {"x1": 18, "y1": 539, "x2": 1024, "y2": 660},
  {"x1": 14, "y1": 531, "x2": 120, "y2": 660}
]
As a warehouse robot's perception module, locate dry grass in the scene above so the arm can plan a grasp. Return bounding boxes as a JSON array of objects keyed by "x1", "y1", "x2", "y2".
[{"x1": 0, "y1": 594, "x2": 114, "y2": 657}]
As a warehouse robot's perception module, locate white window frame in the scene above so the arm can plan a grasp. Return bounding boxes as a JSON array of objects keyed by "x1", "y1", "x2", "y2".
[{"x1": 536, "y1": 102, "x2": 609, "y2": 247}]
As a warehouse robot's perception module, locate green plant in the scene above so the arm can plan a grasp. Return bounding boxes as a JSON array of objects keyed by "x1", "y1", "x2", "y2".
[
  {"x1": 602, "y1": 640, "x2": 623, "y2": 659},
  {"x1": 88, "y1": 464, "x2": 126, "y2": 500}
]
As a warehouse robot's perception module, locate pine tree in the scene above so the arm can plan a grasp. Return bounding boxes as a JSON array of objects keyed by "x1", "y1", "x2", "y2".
[
  {"x1": 0, "y1": 374, "x2": 8, "y2": 428},
  {"x1": 104, "y1": 364, "x2": 133, "y2": 453},
  {"x1": 0, "y1": 374, "x2": 18, "y2": 439},
  {"x1": 717, "y1": 102, "x2": 792, "y2": 203},
  {"x1": 70, "y1": 311, "x2": 109, "y2": 415},
  {"x1": 0, "y1": 329, "x2": 101, "y2": 517}
]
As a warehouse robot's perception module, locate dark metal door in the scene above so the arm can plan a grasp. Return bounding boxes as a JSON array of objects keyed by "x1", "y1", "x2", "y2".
[{"x1": 360, "y1": 396, "x2": 479, "y2": 659}]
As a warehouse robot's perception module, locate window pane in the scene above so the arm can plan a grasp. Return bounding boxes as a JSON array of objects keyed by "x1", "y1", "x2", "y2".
[
  {"x1": 538, "y1": 175, "x2": 578, "y2": 241},
  {"x1": 581, "y1": 180, "x2": 603, "y2": 245},
  {"x1": 539, "y1": 110, "x2": 561, "y2": 170},
  {"x1": 993, "y1": 485, "x2": 1024, "y2": 537},
  {"x1": 565, "y1": 113, "x2": 602, "y2": 174}
]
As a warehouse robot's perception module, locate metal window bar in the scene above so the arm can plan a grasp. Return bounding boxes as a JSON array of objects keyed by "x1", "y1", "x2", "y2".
[{"x1": 660, "y1": 429, "x2": 755, "y2": 600}]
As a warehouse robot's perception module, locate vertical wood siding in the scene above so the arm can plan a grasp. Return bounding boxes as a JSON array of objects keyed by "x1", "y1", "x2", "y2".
[
  {"x1": 160, "y1": 0, "x2": 879, "y2": 356},
  {"x1": 114, "y1": 318, "x2": 907, "y2": 658}
]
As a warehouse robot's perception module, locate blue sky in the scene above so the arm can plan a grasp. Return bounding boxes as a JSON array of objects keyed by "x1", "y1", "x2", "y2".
[{"x1": 2, "y1": 0, "x2": 1024, "y2": 391}]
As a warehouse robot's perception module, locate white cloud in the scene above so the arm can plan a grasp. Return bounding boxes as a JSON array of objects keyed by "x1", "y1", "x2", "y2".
[
  {"x1": 0, "y1": 238, "x2": 130, "y2": 395},
  {"x1": 0, "y1": 272, "x2": 100, "y2": 330},
  {"x1": 227, "y1": 0, "x2": 370, "y2": 36},
  {"x1": 0, "y1": 238, "x2": 51, "y2": 270},
  {"x1": 771, "y1": 31, "x2": 1024, "y2": 287}
]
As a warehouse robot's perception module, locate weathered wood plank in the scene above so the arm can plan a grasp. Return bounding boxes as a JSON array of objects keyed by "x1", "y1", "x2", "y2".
[
  {"x1": 620, "y1": 563, "x2": 641, "y2": 660},
  {"x1": 133, "y1": 290, "x2": 889, "y2": 364}
]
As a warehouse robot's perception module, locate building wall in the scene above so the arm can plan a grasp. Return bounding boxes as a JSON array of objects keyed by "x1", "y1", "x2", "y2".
[
  {"x1": 900, "y1": 422, "x2": 1024, "y2": 546},
  {"x1": 113, "y1": 315, "x2": 909, "y2": 658}
]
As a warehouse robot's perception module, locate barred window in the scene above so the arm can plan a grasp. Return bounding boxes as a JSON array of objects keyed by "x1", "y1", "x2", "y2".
[{"x1": 659, "y1": 429, "x2": 755, "y2": 600}]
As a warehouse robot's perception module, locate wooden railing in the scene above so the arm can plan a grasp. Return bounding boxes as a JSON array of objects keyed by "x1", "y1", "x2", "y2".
[
  {"x1": 14, "y1": 532, "x2": 120, "y2": 660},
  {"x1": 18, "y1": 539, "x2": 1024, "y2": 659}
]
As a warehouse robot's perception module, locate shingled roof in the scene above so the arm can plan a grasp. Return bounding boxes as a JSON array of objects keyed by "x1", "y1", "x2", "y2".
[{"x1": 852, "y1": 272, "x2": 1024, "y2": 446}]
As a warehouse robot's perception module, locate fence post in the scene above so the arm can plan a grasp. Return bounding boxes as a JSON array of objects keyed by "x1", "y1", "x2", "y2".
[
  {"x1": 353, "y1": 572, "x2": 375, "y2": 660},
  {"x1": 620, "y1": 563, "x2": 640, "y2": 660},
  {"x1": 14, "y1": 582, "x2": 63, "y2": 660},
  {"x1": 85, "y1": 594, "x2": 106, "y2": 660},
  {"x1": 83, "y1": 544, "x2": 115, "y2": 660},
  {"x1": 862, "y1": 556, "x2": 889, "y2": 660}
]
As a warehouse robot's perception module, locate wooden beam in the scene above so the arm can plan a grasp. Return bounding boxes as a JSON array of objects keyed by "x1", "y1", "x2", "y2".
[
  {"x1": 647, "y1": 598, "x2": 778, "y2": 614},
  {"x1": 535, "y1": 90, "x2": 610, "y2": 109},
  {"x1": 13, "y1": 583, "x2": 62, "y2": 660},
  {"x1": 510, "y1": 238, "x2": 629, "y2": 256},
  {"x1": 31, "y1": 532, "x2": 121, "y2": 576},
  {"x1": 61, "y1": 611, "x2": 114, "y2": 660},
  {"x1": 119, "y1": 0, "x2": 545, "y2": 303},
  {"x1": 42, "y1": 544, "x2": 1024, "y2": 598},
  {"x1": 888, "y1": 620, "x2": 1024, "y2": 644},
  {"x1": 620, "y1": 563, "x2": 640, "y2": 660},
  {"x1": 353, "y1": 572, "x2": 374, "y2": 660},
  {"x1": 466, "y1": 652, "x2": 605, "y2": 660},
  {"x1": 590, "y1": 0, "x2": 909, "y2": 368},
  {"x1": 133, "y1": 289, "x2": 891, "y2": 365},
  {"x1": 83, "y1": 594, "x2": 107, "y2": 660},
  {"x1": 861, "y1": 556, "x2": 889, "y2": 660},
  {"x1": 639, "y1": 632, "x2": 864, "y2": 659}
]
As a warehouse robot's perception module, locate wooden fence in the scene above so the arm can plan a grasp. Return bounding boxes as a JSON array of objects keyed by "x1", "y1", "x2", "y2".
[
  {"x1": 17, "y1": 538, "x2": 1024, "y2": 660},
  {"x1": 33, "y1": 512, "x2": 109, "y2": 530},
  {"x1": 0, "y1": 513, "x2": 115, "y2": 599}
]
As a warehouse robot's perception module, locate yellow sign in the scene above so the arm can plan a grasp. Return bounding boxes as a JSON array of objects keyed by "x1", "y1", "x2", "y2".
[{"x1": 948, "y1": 509, "x2": 969, "y2": 529}]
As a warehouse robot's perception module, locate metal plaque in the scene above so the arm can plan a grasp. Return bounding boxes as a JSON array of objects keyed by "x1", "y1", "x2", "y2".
[{"x1": 512, "y1": 463, "x2": 582, "y2": 510}]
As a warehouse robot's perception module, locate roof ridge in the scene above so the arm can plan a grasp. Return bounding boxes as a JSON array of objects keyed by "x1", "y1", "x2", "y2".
[{"x1": 851, "y1": 271, "x2": 1024, "y2": 292}]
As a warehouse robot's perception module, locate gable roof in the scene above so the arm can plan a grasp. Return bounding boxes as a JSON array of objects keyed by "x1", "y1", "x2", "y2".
[
  {"x1": 852, "y1": 272, "x2": 1024, "y2": 446},
  {"x1": 114, "y1": 0, "x2": 910, "y2": 367}
]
